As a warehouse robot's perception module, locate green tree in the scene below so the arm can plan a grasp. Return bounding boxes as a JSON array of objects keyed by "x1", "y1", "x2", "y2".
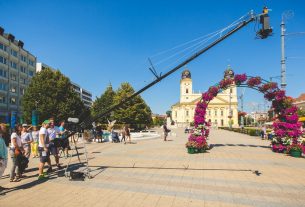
[
  {"x1": 113, "y1": 82, "x2": 153, "y2": 129},
  {"x1": 91, "y1": 84, "x2": 116, "y2": 123},
  {"x1": 153, "y1": 116, "x2": 166, "y2": 126},
  {"x1": 22, "y1": 68, "x2": 87, "y2": 124},
  {"x1": 297, "y1": 108, "x2": 305, "y2": 117}
]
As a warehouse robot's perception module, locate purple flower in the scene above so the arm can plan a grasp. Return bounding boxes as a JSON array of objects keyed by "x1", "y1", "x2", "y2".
[
  {"x1": 219, "y1": 79, "x2": 233, "y2": 89},
  {"x1": 247, "y1": 77, "x2": 262, "y2": 87},
  {"x1": 208, "y1": 86, "x2": 219, "y2": 96},
  {"x1": 234, "y1": 74, "x2": 247, "y2": 85},
  {"x1": 286, "y1": 114, "x2": 298, "y2": 124}
]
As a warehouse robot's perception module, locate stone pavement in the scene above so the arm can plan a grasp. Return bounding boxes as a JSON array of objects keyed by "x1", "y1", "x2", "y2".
[{"x1": 1, "y1": 128, "x2": 305, "y2": 207}]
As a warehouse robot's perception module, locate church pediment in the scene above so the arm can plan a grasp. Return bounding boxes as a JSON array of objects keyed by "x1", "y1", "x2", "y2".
[{"x1": 190, "y1": 95, "x2": 230, "y2": 105}]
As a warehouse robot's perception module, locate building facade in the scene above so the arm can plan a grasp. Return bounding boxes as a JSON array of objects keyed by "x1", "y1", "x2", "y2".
[
  {"x1": 36, "y1": 62, "x2": 93, "y2": 107},
  {"x1": 294, "y1": 93, "x2": 305, "y2": 110},
  {"x1": 171, "y1": 69, "x2": 239, "y2": 127},
  {"x1": 0, "y1": 27, "x2": 36, "y2": 122}
]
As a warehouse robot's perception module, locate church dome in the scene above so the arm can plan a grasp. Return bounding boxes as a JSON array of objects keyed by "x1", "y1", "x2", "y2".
[{"x1": 181, "y1": 69, "x2": 191, "y2": 79}]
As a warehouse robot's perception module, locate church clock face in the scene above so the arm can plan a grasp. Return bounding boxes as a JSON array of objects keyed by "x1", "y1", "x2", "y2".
[{"x1": 185, "y1": 83, "x2": 190, "y2": 86}]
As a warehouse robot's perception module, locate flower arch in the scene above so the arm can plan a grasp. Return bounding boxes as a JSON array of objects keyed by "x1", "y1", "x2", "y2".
[{"x1": 187, "y1": 70, "x2": 303, "y2": 154}]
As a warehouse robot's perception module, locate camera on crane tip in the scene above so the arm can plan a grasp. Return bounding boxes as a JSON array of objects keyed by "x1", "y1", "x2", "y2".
[
  {"x1": 65, "y1": 117, "x2": 84, "y2": 133},
  {"x1": 257, "y1": 6, "x2": 273, "y2": 39}
]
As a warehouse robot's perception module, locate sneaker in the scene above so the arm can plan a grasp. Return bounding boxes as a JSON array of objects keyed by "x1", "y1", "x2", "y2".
[
  {"x1": 38, "y1": 174, "x2": 47, "y2": 180},
  {"x1": 13, "y1": 177, "x2": 20, "y2": 182},
  {"x1": 46, "y1": 167, "x2": 53, "y2": 173}
]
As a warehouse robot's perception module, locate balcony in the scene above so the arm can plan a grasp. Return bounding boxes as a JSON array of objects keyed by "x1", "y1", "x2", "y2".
[{"x1": 0, "y1": 49, "x2": 8, "y2": 58}]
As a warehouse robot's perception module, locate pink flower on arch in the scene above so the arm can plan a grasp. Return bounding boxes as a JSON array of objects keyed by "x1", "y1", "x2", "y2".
[
  {"x1": 247, "y1": 77, "x2": 262, "y2": 87},
  {"x1": 234, "y1": 74, "x2": 247, "y2": 85}
]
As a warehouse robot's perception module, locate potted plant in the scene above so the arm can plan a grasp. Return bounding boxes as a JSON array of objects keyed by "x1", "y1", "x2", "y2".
[
  {"x1": 186, "y1": 141, "x2": 197, "y2": 154},
  {"x1": 287, "y1": 144, "x2": 303, "y2": 158}
]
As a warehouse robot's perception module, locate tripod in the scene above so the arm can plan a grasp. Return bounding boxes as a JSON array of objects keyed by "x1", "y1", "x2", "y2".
[{"x1": 64, "y1": 132, "x2": 91, "y2": 180}]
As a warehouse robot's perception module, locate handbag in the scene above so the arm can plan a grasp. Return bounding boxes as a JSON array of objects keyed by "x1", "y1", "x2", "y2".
[{"x1": 14, "y1": 148, "x2": 21, "y2": 156}]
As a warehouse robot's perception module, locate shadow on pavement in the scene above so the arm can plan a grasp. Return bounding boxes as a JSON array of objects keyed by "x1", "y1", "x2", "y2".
[
  {"x1": 212, "y1": 143, "x2": 270, "y2": 149},
  {"x1": 88, "y1": 165, "x2": 262, "y2": 177},
  {"x1": 0, "y1": 175, "x2": 57, "y2": 196}
]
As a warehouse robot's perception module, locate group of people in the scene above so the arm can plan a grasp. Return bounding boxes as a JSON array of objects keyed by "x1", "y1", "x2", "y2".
[
  {"x1": 92, "y1": 125, "x2": 131, "y2": 144},
  {"x1": 0, "y1": 118, "x2": 70, "y2": 187}
]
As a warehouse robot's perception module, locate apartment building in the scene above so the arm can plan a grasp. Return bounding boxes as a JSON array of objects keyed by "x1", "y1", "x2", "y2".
[{"x1": 0, "y1": 27, "x2": 36, "y2": 122}]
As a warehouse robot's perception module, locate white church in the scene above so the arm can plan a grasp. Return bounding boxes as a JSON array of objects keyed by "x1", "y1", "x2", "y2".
[{"x1": 171, "y1": 69, "x2": 239, "y2": 127}]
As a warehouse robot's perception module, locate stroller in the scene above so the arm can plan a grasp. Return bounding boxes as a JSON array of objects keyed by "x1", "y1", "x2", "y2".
[{"x1": 111, "y1": 132, "x2": 120, "y2": 143}]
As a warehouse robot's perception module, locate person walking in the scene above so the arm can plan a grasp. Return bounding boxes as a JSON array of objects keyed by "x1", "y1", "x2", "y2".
[
  {"x1": 48, "y1": 119, "x2": 62, "y2": 169},
  {"x1": 124, "y1": 125, "x2": 131, "y2": 143},
  {"x1": 38, "y1": 120, "x2": 52, "y2": 179},
  {"x1": 261, "y1": 125, "x2": 266, "y2": 140},
  {"x1": 0, "y1": 128, "x2": 8, "y2": 191},
  {"x1": 31, "y1": 126, "x2": 39, "y2": 158},
  {"x1": 21, "y1": 124, "x2": 33, "y2": 159},
  {"x1": 9, "y1": 124, "x2": 23, "y2": 182},
  {"x1": 163, "y1": 123, "x2": 169, "y2": 141}
]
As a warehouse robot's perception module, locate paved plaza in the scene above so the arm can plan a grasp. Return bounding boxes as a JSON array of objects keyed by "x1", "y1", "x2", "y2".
[{"x1": 1, "y1": 128, "x2": 305, "y2": 207}]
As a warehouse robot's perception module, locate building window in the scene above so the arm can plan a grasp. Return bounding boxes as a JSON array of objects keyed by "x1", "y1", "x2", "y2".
[
  {"x1": 0, "y1": 56, "x2": 7, "y2": 64},
  {"x1": 215, "y1": 109, "x2": 217, "y2": 116},
  {"x1": 10, "y1": 49, "x2": 18, "y2": 57},
  {"x1": 0, "y1": 43, "x2": 7, "y2": 51},
  {"x1": 175, "y1": 111, "x2": 177, "y2": 118},
  {"x1": 230, "y1": 88, "x2": 233, "y2": 93},
  {"x1": 21, "y1": 55, "x2": 27, "y2": 62},
  {"x1": 10, "y1": 97, "x2": 16, "y2": 105},
  {"x1": 0, "y1": 96, "x2": 6, "y2": 103},
  {"x1": 10, "y1": 85, "x2": 17, "y2": 93},
  {"x1": 0, "y1": 69, "x2": 7, "y2": 78},
  {"x1": 215, "y1": 119, "x2": 218, "y2": 124},
  {"x1": 28, "y1": 60, "x2": 34, "y2": 66},
  {"x1": 208, "y1": 110, "x2": 211, "y2": 116},
  {"x1": 20, "y1": 66, "x2": 27, "y2": 73},
  {"x1": 10, "y1": 61, "x2": 17, "y2": 69},
  {"x1": 186, "y1": 88, "x2": 189, "y2": 94},
  {"x1": 186, "y1": 110, "x2": 189, "y2": 117},
  {"x1": 20, "y1": 78, "x2": 26, "y2": 84},
  {"x1": 20, "y1": 87, "x2": 25, "y2": 95},
  {"x1": 221, "y1": 119, "x2": 224, "y2": 126},
  {"x1": 0, "y1": 83, "x2": 7, "y2": 91},
  {"x1": 10, "y1": 73, "x2": 17, "y2": 81},
  {"x1": 29, "y1": 70, "x2": 34, "y2": 76},
  {"x1": 221, "y1": 110, "x2": 224, "y2": 116}
]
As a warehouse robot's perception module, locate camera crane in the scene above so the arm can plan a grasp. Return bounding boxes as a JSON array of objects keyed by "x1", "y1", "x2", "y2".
[{"x1": 65, "y1": 7, "x2": 272, "y2": 180}]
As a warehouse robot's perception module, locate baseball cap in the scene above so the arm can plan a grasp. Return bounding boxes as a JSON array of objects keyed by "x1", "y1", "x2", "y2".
[
  {"x1": 42, "y1": 120, "x2": 50, "y2": 125},
  {"x1": 22, "y1": 124, "x2": 28, "y2": 127}
]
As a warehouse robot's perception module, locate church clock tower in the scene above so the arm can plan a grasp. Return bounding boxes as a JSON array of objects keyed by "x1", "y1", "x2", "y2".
[{"x1": 180, "y1": 69, "x2": 192, "y2": 103}]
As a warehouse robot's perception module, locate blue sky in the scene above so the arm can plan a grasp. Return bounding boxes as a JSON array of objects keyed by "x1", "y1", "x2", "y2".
[{"x1": 1, "y1": 0, "x2": 305, "y2": 114}]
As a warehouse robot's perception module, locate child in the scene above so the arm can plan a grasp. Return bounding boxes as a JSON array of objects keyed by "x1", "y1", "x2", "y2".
[{"x1": 31, "y1": 126, "x2": 39, "y2": 158}]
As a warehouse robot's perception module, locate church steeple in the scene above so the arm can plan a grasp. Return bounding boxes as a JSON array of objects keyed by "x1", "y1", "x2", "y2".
[
  {"x1": 180, "y1": 69, "x2": 192, "y2": 103},
  {"x1": 181, "y1": 69, "x2": 191, "y2": 80}
]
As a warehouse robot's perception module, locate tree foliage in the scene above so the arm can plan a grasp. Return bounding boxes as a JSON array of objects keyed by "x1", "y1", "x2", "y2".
[
  {"x1": 22, "y1": 68, "x2": 87, "y2": 124},
  {"x1": 112, "y1": 82, "x2": 153, "y2": 128},
  {"x1": 297, "y1": 108, "x2": 305, "y2": 117},
  {"x1": 91, "y1": 84, "x2": 115, "y2": 123},
  {"x1": 153, "y1": 116, "x2": 165, "y2": 126}
]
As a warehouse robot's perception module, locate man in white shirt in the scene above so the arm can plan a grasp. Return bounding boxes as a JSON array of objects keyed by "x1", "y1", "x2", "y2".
[
  {"x1": 38, "y1": 120, "x2": 52, "y2": 179},
  {"x1": 47, "y1": 119, "x2": 62, "y2": 169}
]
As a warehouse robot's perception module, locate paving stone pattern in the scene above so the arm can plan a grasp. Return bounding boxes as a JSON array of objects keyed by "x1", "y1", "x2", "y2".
[{"x1": 1, "y1": 128, "x2": 305, "y2": 207}]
